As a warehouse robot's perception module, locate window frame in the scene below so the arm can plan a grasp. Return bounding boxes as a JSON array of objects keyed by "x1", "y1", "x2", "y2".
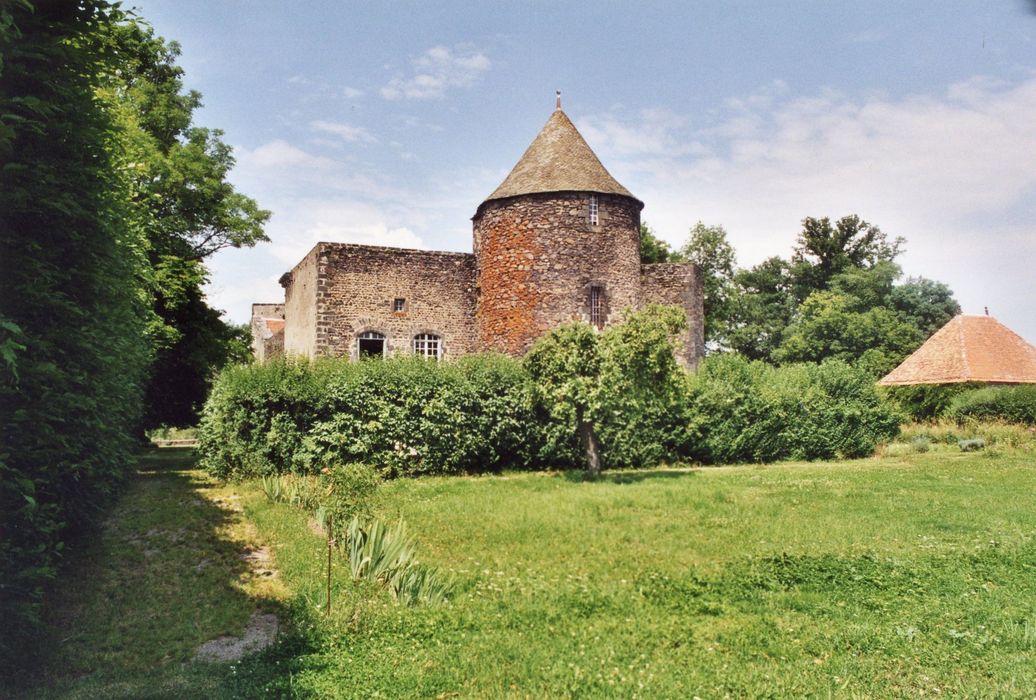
[
  {"x1": 357, "y1": 330, "x2": 387, "y2": 359},
  {"x1": 590, "y1": 285, "x2": 605, "y2": 328},
  {"x1": 412, "y1": 333, "x2": 442, "y2": 360},
  {"x1": 588, "y1": 194, "x2": 599, "y2": 226}
]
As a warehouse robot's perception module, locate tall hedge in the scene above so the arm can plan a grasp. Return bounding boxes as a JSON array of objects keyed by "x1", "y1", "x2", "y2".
[
  {"x1": 198, "y1": 355, "x2": 542, "y2": 479},
  {"x1": 0, "y1": 1, "x2": 151, "y2": 660}
]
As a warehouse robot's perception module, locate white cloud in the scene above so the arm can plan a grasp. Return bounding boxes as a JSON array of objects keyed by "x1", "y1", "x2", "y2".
[
  {"x1": 343, "y1": 86, "x2": 364, "y2": 98},
  {"x1": 309, "y1": 119, "x2": 377, "y2": 143},
  {"x1": 265, "y1": 201, "x2": 425, "y2": 264},
  {"x1": 584, "y1": 73, "x2": 1036, "y2": 340},
  {"x1": 380, "y1": 45, "x2": 490, "y2": 100},
  {"x1": 240, "y1": 139, "x2": 338, "y2": 170}
]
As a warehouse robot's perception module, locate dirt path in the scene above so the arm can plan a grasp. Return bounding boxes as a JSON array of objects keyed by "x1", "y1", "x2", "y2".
[{"x1": 23, "y1": 448, "x2": 289, "y2": 699}]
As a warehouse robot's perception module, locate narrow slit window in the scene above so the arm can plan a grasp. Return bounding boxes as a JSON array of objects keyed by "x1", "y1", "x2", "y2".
[
  {"x1": 413, "y1": 333, "x2": 441, "y2": 360},
  {"x1": 393, "y1": 298, "x2": 406, "y2": 312},
  {"x1": 358, "y1": 331, "x2": 386, "y2": 359},
  {"x1": 588, "y1": 195, "x2": 599, "y2": 225},
  {"x1": 590, "y1": 286, "x2": 604, "y2": 328}
]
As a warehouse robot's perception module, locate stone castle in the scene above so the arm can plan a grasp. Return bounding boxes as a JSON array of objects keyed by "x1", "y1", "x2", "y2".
[{"x1": 252, "y1": 98, "x2": 704, "y2": 367}]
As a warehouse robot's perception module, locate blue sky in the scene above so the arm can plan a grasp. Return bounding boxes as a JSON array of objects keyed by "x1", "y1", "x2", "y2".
[{"x1": 136, "y1": 1, "x2": 1036, "y2": 341}]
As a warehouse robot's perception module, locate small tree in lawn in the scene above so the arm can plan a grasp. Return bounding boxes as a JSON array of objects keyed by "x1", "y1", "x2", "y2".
[
  {"x1": 524, "y1": 323, "x2": 603, "y2": 475},
  {"x1": 524, "y1": 305, "x2": 690, "y2": 475}
]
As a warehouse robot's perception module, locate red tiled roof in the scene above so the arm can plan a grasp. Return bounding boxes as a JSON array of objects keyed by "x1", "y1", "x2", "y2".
[{"x1": 879, "y1": 315, "x2": 1036, "y2": 386}]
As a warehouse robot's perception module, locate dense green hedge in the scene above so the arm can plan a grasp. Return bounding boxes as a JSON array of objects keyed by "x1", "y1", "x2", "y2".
[
  {"x1": 199, "y1": 347, "x2": 903, "y2": 480},
  {"x1": 685, "y1": 354, "x2": 901, "y2": 463},
  {"x1": 198, "y1": 355, "x2": 546, "y2": 479},
  {"x1": 883, "y1": 383, "x2": 981, "y2": 421},
  {"x1": 947, "y1": 385, "x2": 1036, "y2": 426},
  {"x1": 0, "y1": 2, "x2": 151, "y2": 662}
]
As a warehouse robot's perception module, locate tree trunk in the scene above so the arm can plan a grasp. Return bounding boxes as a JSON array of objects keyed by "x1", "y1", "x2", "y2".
[{"x1": 577, "y1": 413, "x2": 601, "y2": 476}]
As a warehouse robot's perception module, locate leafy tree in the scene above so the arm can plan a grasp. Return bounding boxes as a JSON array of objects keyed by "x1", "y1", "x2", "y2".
[
  {"x1": 525, "y1": 306, "x2": 690, "y2": 474},
  {"x1": 726, "y1": 256, "x2": 796, "y2": 361},
  {"x1": 773, "y1": 291, "x2": 922, "y2": 376},
  {"x1": 596, "y1": 305, "x2": 690, "y2": 467},
  {"x1": 524, "y1": 324, "x2": 603, "y2": 474},
  {"x1": 678, "y1": 222, "x2": 737, "y2": 348},
  {"x1": 828, "y1": 260, "x2": 900, "y2": 310},
  {"x1": 103, "y1": 21, "x2": 270, "y2": 427},
  {"x1": 789, "y1": 215, "x2": 903, "y2": 301},
  {"x1": 889, "y1": 277, "x2": 960, "y2": 339},
  {"x1": 639, "y1": 222, "x2": 678, "y2": 263}
]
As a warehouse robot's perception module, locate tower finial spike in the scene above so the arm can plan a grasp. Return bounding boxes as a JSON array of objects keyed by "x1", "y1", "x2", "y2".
[{"x1": 555, "y1": 89, "x2": 561, "y2": 110}]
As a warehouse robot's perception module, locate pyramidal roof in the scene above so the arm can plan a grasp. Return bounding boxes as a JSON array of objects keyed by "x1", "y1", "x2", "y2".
[
  {"x1": 481, "y1": 106, "x2": 641, "y2": 209},
  {"x1": 879, "y1": 314, "x2": 1036, "y2": 386}
]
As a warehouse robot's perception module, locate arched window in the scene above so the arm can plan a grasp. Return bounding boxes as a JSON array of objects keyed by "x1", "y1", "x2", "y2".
[
  {"x1": 357, "y1": 331, "x2": 386, "y2": 359},
  {"x1": 413, "y1": 333, "x2": 441, "y2": 360}
]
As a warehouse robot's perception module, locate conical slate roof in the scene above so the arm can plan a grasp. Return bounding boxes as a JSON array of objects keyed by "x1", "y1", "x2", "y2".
[
  {"x1": 879, "y1": 315, "x2": 1036, "y2": 386},
  {"x1": 482, "y1": 108, "x2": 641, "y2": 208}
]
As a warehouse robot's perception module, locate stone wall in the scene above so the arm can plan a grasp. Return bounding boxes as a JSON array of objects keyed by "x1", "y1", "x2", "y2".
[
  {"x1": 250, "y1": 303, "x2": 284, "y2": 362},
  {"x1": 282, "y1": 246, "x2": 319, "y2": 357},
  {"x1": 641, "y1": 262, "x2": 705, "y2": 369},
  {"x1": 473, "y1": 192, "x2": 643, "y2": 355},
  {"x1": 314, "y1": 243, "x2": 477, "y2": 359}
]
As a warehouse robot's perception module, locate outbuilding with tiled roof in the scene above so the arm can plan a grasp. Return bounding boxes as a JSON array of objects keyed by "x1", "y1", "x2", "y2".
[{"x1": 878, "y1": 314, "x2": 1036, "y2": 386}]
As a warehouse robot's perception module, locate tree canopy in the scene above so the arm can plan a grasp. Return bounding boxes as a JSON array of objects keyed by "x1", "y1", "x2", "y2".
[
  {"x1": 104, "y1": 19, "x2": 269, "y2": 428},
  {"x1": 0, "y1": 0, "x2": 268, "y2": 662},
  {"x1": 673, "y1": 214, "x2": 958, "y2": 374}
]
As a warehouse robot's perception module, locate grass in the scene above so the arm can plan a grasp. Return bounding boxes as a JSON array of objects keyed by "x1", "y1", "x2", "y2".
[
  {"x1": 21, "y1": 449, "x2": 292, "y2": 699},
  {"x1": 237, "y1": 441, "x2": 1036, "y2": 697},
  {"x1": 20, "y1": 440, "x2": 1036, "y2": 697}
]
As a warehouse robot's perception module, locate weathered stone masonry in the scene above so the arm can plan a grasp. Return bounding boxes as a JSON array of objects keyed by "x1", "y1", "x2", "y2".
[
  {"x1": 255, "y1": 103, "x2": 705, "y2": 369},
  {"x1": 250, "y1": 303, "x2": 285, "y2": 363},
  {"x1": 474, "y1": 192, "x2": 643, "y2": 355},
  {"x1": 311, "y1": 244, "x2": 476, "y2": 359}
]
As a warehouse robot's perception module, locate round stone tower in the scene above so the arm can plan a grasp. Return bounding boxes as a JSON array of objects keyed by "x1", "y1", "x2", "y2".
[{"x1": 473, "y1": 101, "x2": 644, "y2": 355}]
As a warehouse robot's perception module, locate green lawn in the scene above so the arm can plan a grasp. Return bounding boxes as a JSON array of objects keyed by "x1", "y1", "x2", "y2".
[
  {"x1": 23, "y1": 444, "x2": 1036, "y2": 698},
  {"x1": 249, "y1": 445, "x2": 1036, "y2": 698}
]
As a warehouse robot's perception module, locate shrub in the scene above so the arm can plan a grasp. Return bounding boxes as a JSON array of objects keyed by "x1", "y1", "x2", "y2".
[
  {"x1": 320, "y1": 463, "x2": 380, "y2": 532},
  {"x1": 898, "y1": 420, "x2": 1035, "y2": 449},
  {"x1": 198, "y1": 354, "x2": 543, "y2": 480},
  {"x1": 883, "y1": 383, "x2": 980, "y2": 421},
  {"x1": 947, "y1": 385, "x2": 1036, "y2": 426},
  {"x1": 909, "y1": 436, "x2": 931, "y2": 453},
  {"x1": 1, "y1": 3, "x2": 151, "y2": 662},
  {"x1": 959, "y1": 439, "x2": 986, "y2": 452},
  {"x1": 685, "y1": 354, "x2": 902, "y2": 464}
]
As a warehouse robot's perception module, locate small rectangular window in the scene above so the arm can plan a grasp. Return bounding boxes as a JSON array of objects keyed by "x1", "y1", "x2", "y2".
[
  {"x1": 393, "y1": 298, "x2": 406, "y2": 312},
  {"x1": 590, "y1": 286, "x2": 604, "y2": 328},
  {"x1": 588, "y1": 195, "x2": 599, "y2": 226}
]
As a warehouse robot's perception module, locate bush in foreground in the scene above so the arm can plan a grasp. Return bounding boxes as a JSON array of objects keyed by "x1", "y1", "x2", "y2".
[
  {"x1": 198, "y1": 320, "x2": 905, "y2": 479},
  {"x1": 198, "y1": 354, "x2": 539, "y2": 479}
]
